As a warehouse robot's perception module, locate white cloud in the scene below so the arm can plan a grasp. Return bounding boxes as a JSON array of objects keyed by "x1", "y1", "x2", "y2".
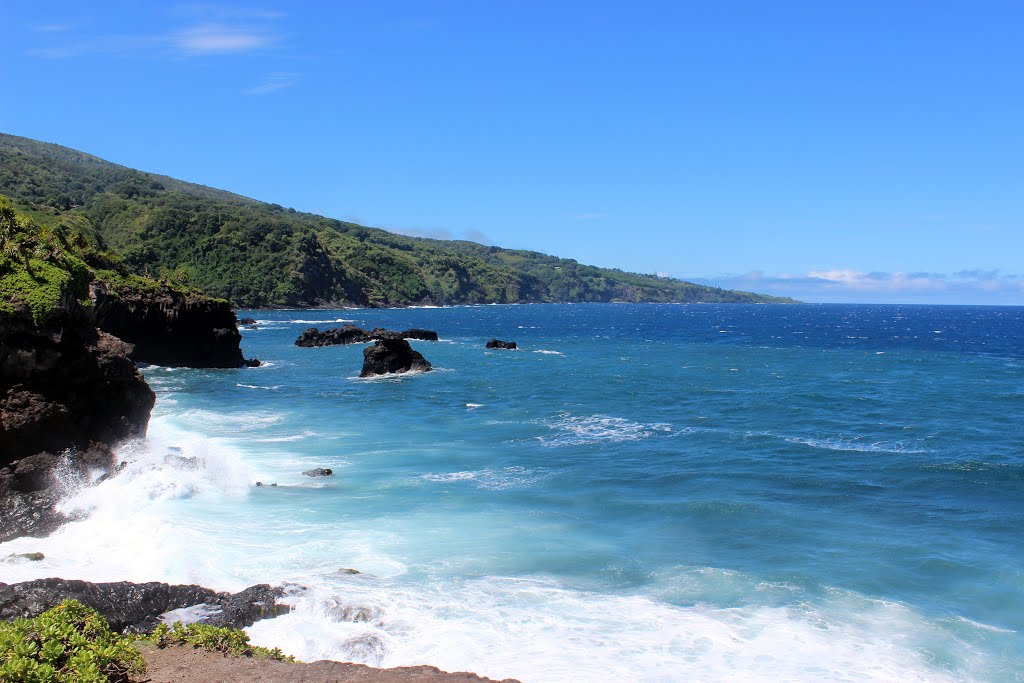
[
  {"x1": 175, "y1": 22, "x2": 277, "y2": 55},
  {"x1": 29, "y1": 9, "x2": 283, "y2": 59},
  {"x1": 695, "y1": 269, "x2": 1024, "y2": 305}
]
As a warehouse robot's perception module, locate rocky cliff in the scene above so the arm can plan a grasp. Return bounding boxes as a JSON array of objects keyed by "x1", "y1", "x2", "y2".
[
  {"x1": 90, "y1": 282, "x2": 252, "y2": 368},
  {"x1": 0, "y1": 194, "x2": 257, "y2": 541},
  {"x1": 0, "y1": 292, "x2": 155, "y2": 541}
]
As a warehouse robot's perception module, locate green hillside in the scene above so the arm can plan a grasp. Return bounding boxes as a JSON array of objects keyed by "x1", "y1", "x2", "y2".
[{"x1": 0, "y1": 133, "x2": 797, "y2": 308}]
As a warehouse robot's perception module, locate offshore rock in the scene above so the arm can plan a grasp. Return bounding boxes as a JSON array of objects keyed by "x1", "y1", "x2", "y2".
[
  {"x1": 296, "y1": 324, "x2": 368, "y2": 347},
  {"x1": 0, "y1": 579, "x2": 290, "y2": 633},
  {"x1": 89, "y1": 281, "x2": 255, "y2": 368},
  {"x1": 238, "y1": 317, "x2": 257, "y2": 326},
  {"x1": 397, "y1": 328, "x2": 439, "y2": 341},
  {"x1": 296, "y1": 325, "x2": 440, "y2": 347},
  {"x1": 360, "y1": 336, "x2": 432, "y2": 377},
  {"x1": 486, "y1": 338, "x2": 517, "y2": 349}
]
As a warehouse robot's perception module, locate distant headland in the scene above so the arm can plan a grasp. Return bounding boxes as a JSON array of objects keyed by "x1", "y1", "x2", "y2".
[{"x1": 0, "y1": 132, "x2": 796, "y2": 309}]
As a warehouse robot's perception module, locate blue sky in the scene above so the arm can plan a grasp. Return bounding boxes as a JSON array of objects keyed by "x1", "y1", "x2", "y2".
[{"x1": 2, "y1": 2, "x2": 1023, "y2": 304}]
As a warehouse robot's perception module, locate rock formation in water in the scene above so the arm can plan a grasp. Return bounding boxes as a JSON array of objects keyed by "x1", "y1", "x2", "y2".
[
  {"x1": 296, "y1": 324, "x2": 370, "y2": 347},
  {"x1": 486, "y1": 338, "x2": 517, "y2": 349},
  {"x1": 0, "y1": 578, "x2": 289, "y2": 632},
  {"x1": 296, "y1": 325, "x2": 439, "y2": 347},
  {"x1": 360, "y1": 335, "x2": 433, "y2": 377}
]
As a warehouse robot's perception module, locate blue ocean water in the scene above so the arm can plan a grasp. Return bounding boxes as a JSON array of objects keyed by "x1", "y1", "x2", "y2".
[{"x1": 2, "y1": 303, "x2": 1022, "y2": 681}]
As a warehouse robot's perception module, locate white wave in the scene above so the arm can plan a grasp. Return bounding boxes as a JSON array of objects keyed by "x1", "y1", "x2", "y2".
[
  {"x1": 354, "y1": 367, "x2": 437, "y2": 382},
  {"x1": 248, "y1": 430, "x2": 320, "y2": 443},
  {"x1": 465, "y1": 403, "x2": 485, "y2": 409},
  {"x1": 246, "y1": 576, "x2": 974, "y2": 683},
  {"x1": 533, "y1": 350, "x2": 564, "y2": 355},
  {"x1": 286, "y1": 318, "x2": 357, "y2": 324},
  {"x1": 0, "y1": 417, "x2": 256, "y2": 586},
  {"x1": 538, "y1": 413, "x2": 674, "y2": 447},
  {"x1": 785, "y1": 436, "x2": 928, "y2": 455},
  {"x1": 236, "y1": 384, "x2": 281, "y2": 390},
  {"x1": 419, "y1": 466, "x2": 548, "y2": 490}
]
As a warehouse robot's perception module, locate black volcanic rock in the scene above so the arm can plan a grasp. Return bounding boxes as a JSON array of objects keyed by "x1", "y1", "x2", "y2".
[
  {"x1": 0, "y1": 301, "x2": 154, "y2": 464},
  {"x1": 0, "y1": 578, "x2": 290, "y2": 633},
  {"x1": 360, "y1": 336, "x2": 432, "y2": 377},
  {"x1": 295, "y1": 324, "x2": 368, "y2": 347},
  {"x1": 89, "y1": 281, "x2": 255, "y2": 368},
  {"x1": 296, "y1": 325, "x2": 439, "y2": 347},
  {"x1": 486, "y1": 338, "x2": 517, "y2": 349},
  {"x1": 0, "y1": 294, "x2": 155, "y2": 541},
  {"x1": 400, "y1": 328, "x2": 439, "y2": 341},
  {"x1": 238, "y1": 317, "x2": 257, "y2": 325}
]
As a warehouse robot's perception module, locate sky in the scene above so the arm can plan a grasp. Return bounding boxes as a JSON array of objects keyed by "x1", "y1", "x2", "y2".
[{"x1": 2, "y1": 1, "x2": 1023, "y2": 304}]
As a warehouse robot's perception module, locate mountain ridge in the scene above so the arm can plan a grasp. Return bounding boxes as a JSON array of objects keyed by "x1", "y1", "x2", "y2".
[{"x1": 0, "y1": 132, "x2": 798, "y2": 308}]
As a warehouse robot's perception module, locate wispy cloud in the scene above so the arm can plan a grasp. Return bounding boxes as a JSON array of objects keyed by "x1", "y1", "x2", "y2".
[
  {"x1": 175, "y1": 22, "x2": 278, "y2": 55},
  {"x1": 695, "y1": 269, "x2": 1024, "y2": 304},
  {"x1": 243, "y1": 72, "x2": 300, "y2": 95},
  {"x1": 28, "y1": 7, "x2": 283, "y2": 59}
]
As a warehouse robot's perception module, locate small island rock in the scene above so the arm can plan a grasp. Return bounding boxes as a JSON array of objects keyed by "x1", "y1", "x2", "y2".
[
  {"x1": 360, "y1": 336, "x2": 432, "y2": 377},
  {"x1": 486, "y1": 338, "x2": 517, "y2": 349}
]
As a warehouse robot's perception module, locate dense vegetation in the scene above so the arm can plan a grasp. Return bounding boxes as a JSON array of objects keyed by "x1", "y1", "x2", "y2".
[
  {"x1": 0, "y1": 193, "x2": 199, "y2": 324},
  {"x1": 0, "y1": 133, "x2": 796, "y2": 308},
  {"x1": 0, "y1": 600, "x2": 293, "y2": 682}
]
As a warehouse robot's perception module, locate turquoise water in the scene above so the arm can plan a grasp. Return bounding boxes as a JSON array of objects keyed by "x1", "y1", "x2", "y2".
[{"x1": 2, "y1": 304, "x2": 1021, "y2": 681}]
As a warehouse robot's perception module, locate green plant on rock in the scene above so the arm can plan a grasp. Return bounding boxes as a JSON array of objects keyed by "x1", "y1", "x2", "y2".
[
  {"x1": 0, "y1": 599, "x2": 145, "y2": 682},
  {"x1": 148, "y1": 621, "x2": 293, "y2": 662}
]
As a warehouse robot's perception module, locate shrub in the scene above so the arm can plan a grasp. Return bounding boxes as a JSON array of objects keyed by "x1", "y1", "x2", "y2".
[
  {"x1": 148, "y1": 622, "x2": 293, "y2": 662},
  {"x1": 0, "y1": 599, "x2": 145, "y2": 682}
]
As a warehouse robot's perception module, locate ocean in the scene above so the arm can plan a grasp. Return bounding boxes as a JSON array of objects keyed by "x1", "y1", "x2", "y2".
[{"x1": 2, "y1": 303, "x2": 1021, "y2": 682}]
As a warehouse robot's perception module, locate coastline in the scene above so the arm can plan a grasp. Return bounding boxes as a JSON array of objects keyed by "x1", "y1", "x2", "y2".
[{"x1": 4, "y1": 303, "x2": 1022, "y2": 681}]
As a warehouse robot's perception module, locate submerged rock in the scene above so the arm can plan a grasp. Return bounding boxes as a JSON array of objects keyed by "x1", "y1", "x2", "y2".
[
  {"x1": 360, "y1": 336, "x2": 432, "y2": 377},
  {"x1": 6, "y1": 552, "x2": 45, "y2": 561},
  {"x1": 486, "y1": 338, "x2": 517, "y2": 349},
  {"x1": 0, "y1": 578, "x2": 290, "y2": 633},
  {"x1": 302, "y1": 468, "x2": 333, "y2": 477}
]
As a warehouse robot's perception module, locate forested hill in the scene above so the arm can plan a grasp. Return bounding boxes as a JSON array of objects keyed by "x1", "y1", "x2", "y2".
[{"x1": 0, "y1": 133, "x2": 797, "y2": 308}]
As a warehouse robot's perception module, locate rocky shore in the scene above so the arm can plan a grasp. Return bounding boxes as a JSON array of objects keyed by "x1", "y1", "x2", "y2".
[{"x1": 0, "y1": 578, "x2": 520, "y2": 683}]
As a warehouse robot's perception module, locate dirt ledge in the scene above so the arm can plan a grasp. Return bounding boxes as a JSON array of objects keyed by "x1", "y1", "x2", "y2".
[{"x1": 139, "y1": 644, "x2": 521, "y2": 683}]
